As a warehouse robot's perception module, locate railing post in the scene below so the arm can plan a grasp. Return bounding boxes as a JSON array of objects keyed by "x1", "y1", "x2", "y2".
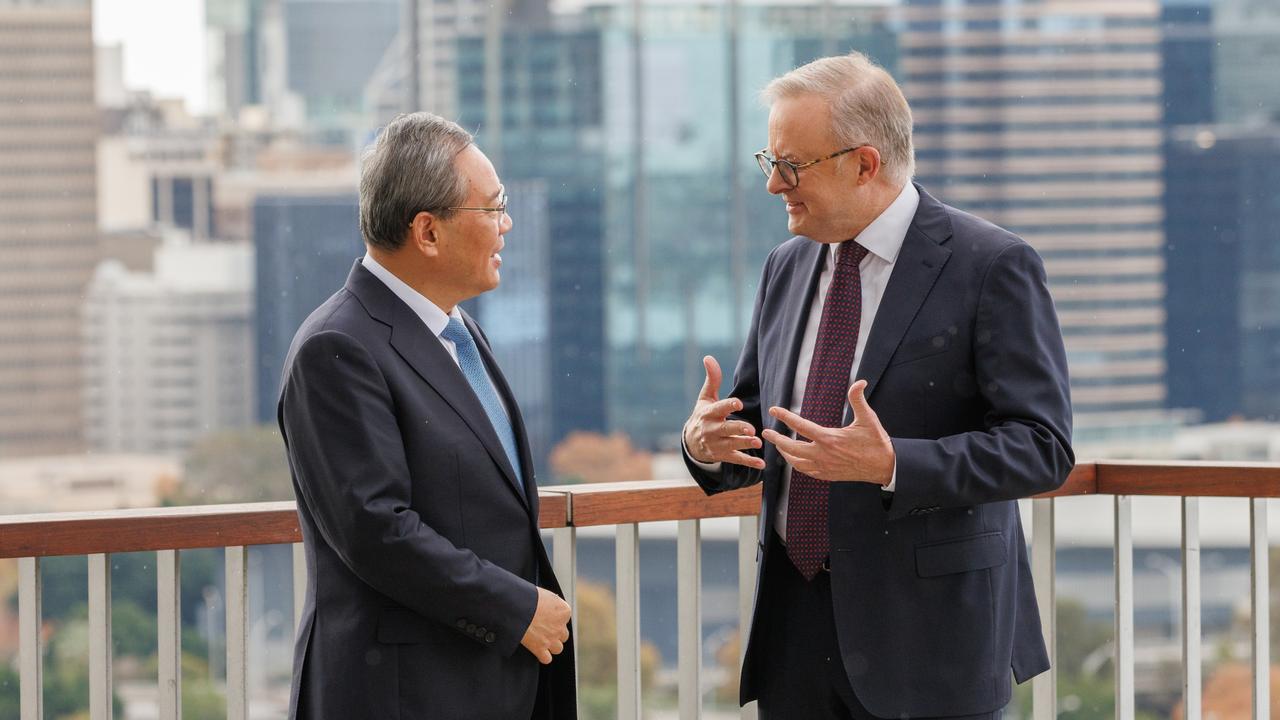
[
  {"x1": 1250, "y1": 498, "x2": 1269, "y2": 719},
  {"x1": 1031, "y1": 498, "x2": 1056, "y2": 720},
  {"x1": 677, "y1": 518, "x2": 702, "y2": 720},
  {"x1": 157, "y1": 549, "x2": 182, "y2": 720},
  {"x1": 1114, "y1": 495, "x2": 1134, "y2": 720},
  {"x1": 738, "y1": 514, "x2": 759, "y2": 720},
  {"x1": 552, "y1": 526, "x2": 578, "y2": 693},
  {"x1": 18, "y1": 556, "x2": 42, "y2": 720},
  {"x1": 616, "y1": 523, "x2": 641, "y2": 720},
  {"x1": 226, "y1": 546, "x2": 249, "y2": 720},
  {"x1": 1181, "y1": 498, "x2": 1201, "y2": 720},
  {"x1": 88, "y1": 553, "x2": 113, "y2": 720}
]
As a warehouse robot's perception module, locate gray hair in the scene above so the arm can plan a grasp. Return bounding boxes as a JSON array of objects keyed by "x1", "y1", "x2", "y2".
[
  {"x1": 359, "y1": 112, "x2": 473, "y2": 251},
  {"x1": 762, "y1": 52, "x2": 915, "y2": 185}
]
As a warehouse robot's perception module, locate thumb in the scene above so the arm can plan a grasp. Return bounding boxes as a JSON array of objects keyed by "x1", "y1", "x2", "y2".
[
  {"x1": 846, "y1": 379, "x2": 877, "y2": 426},
  {"x1": 698, "y1": 356, "x2": 722, "y2": 402}
]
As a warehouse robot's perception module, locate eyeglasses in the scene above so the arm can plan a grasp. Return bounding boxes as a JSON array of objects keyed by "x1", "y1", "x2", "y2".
[
  {"x1": 448, "y1": 186, "x2": 508, "y2": 215},
  {"x1": 754, "y1": 145, "x2": 869, "y2": 188}
]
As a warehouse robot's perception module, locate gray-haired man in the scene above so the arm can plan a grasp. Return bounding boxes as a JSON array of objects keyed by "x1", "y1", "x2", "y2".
[
  {"x1": 279, "y1": 112, "x2": 575, "y2": 720},
  {"x1": 683, "y1": 52, "x2": 1073, "y2": 719}
]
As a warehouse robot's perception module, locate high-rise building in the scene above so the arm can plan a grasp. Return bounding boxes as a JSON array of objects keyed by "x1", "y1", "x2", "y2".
[
  {"x1": 83, "y1": 238, "x2": 255, "y2": 454},
  {"x1": 458, "y1": 1, "x2": 895, "y2": 455},
  {"x1": 0, "y1": 0, "x2": 98, "y2": 457},
  {"x1": 1212, "y1": 0, "x2": 1280, "y2": 125},
  {"x1": 252, "y1": 187, "x2": 362, "y2": 421},
  {"x1": 1160, "y1": 0, "x2": 1214, "y2": 126},
  {"x1": 1164, "y1": 125, "x2": 1280, "y2": 423},
  {"x1": 901, "y1": 0, "x2": 1172, "y2": 444}
]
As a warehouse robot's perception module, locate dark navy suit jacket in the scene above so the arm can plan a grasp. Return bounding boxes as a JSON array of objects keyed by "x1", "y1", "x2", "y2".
[
  {"x1": 278, "y1": 261, "x2": 575, "y2": 720},
  {"x1": 685, "y1": 185, "x2": 1073, "y2": 717}
]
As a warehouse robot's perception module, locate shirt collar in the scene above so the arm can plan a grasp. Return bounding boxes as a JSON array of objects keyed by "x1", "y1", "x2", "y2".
[
  {"x1": 360, "y1": 253, "x2": 460, "y2": 337},
  {"x1": 829, "y1": 181, "x2": 920, "y2": 265}
]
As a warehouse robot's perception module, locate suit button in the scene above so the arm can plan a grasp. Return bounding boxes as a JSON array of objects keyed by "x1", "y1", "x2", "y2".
[
  {"x1": 466, "y1": 623, "x2": 477, "y2": 634},
  {"x1": 457, "y1": 619, "x2": 467, "y2": 629},
  {"x1": 485, "y1": 632, "x2": 496, "y2": 643},
  {"x1": 475, "y1": 627, "x2": 487, "y2": 638}
]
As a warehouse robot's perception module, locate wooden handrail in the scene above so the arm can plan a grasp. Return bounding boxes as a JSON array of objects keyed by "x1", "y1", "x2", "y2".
[{"x1": 1, "y1": 461, "x2": 1277, "y2": 559}]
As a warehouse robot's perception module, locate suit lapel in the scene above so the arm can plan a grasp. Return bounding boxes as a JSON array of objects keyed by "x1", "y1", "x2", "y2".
[
  {"x1": 854, "y1": 186, "x2": 954, "y2": 406},
  {"x1": 344, "y1": 262, "x2": 529, "y2": 510}
]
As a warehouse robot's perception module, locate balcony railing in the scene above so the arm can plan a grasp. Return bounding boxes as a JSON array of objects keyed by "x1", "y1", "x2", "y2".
[{"x1": 2, "y1": 460, "x2": 1279, "y2": 720}]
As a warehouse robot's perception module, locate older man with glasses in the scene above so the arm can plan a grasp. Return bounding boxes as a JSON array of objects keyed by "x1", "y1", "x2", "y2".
[
  {"x1": 682, "y1": 52, "x2": 1074, "y2": 719},
  {"x1": 278, "y1": 112, "x2": 575, "y2": 720}
]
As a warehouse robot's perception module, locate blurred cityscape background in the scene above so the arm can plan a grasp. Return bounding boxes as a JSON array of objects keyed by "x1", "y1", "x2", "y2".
[{"x1": 2, "y1": 0, "x2": 1280, "y2": 717}]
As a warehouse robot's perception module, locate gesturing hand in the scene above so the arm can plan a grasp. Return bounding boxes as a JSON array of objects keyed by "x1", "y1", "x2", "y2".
[
  {"x1": 682, "y1": 356, "x2": 765, "y2": 469},
  {"x1": 760, "y1": 379, "x2": 895, "y2": 486},
  {"x1": 521, "y1": 587, "x2": 571, "y2": 665}
]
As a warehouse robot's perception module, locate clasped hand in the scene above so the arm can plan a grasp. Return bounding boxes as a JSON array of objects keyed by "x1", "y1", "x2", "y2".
[
  {"x1": 521, "y1": 587, "x2": 571, "y2": 665},
  {"x1": 683, "y1": 356, "x2": 895, "y2": 487}
]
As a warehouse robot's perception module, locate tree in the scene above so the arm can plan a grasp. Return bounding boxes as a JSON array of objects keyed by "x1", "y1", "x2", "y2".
[
  {"x1": 574, "y1": 580, "x2": 661, "y2": 720},
  {"x1": 549, "y1": 432, "x2": 653, "y2": 485},
  {"x1": 178, "y1": 425, "x2": 293, "y2": 504}
]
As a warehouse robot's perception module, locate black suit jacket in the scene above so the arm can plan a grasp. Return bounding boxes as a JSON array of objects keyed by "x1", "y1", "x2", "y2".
[
  {"x1": 278, "y1": 261, "x2": 575, "y2": 720},
  {"x1": 685, "y1": 185, "x2": 1073, "y2": 717}
]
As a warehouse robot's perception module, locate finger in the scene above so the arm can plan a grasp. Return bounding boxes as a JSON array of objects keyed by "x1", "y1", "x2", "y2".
[
  {"x1": 698, "y1": 355, "x2": 722, "y2": 402},
  {"x1": 761, "y1": 428, "x2": 812, "y2": 457},
  {"x1": 705, "y1": 396, "x2": 743, "y2": 421},
  {"x1": 726, "y1": 451, "x2": 766, "y2": 469},
  {"x1": 709, "y1": 434, "x2": 761, "y2": 453},
  {"x1": 847, "y1": 379, "x2": 880, "y2": 427},
  {"x1": 730, "y1": 421, "x2": 756, "y2": 437},
  {"x1": 559, "y1": 628, "x2": 571, "y2": 643},
  {"x1": 774, "y1": 445, "x2": 815, "y2": 476},
  {"x1": 539, "y1": 649, "x2": 553, "y2": 665},
  {"x1": 768, "y1": 406, "x2": 824, "y2": 439}
]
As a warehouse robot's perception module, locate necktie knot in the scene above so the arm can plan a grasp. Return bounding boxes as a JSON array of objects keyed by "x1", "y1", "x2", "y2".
[
  {"x1": 441, "y1": 317, "x2": 471, "y2": 345},
  {"x1": 838, "y1": 241, "x2": 869, "y2": 269}
]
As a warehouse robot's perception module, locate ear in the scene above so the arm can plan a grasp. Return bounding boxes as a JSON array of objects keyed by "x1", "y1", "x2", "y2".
[
  {"x1": 407, "y1": 211, "x2": 443, "y2": 257},
  {"x1": 855, "y1": 146, "x2": 883, "y2": 185}
]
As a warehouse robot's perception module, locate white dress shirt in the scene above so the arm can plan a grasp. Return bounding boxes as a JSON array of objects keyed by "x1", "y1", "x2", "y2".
[
  {"x1": 692, "y1": 181, "x2": 920, "y2": 542},
  {"x1": 361, "y1": 253, "x2": 510, "y2": 416}
]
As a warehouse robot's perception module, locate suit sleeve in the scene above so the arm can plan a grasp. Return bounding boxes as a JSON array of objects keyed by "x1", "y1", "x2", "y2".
[
  {"x1": 887, "y1": 241, "x2": 1074, "y2": 520},
  {"x1": 280, "y1": 329, "x2": 537, "y2": 655},
  {"x1": 683, "y1": 248, "x2": 772, "y2": 495}
]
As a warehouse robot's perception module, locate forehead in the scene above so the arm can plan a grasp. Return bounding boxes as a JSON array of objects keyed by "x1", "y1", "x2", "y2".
[
  {"x1": 454, "y1": 145, "x2": 501, "y2": 195},
  {"x1": 767, "y1": 94, "x2": 835, "y2": 156}
]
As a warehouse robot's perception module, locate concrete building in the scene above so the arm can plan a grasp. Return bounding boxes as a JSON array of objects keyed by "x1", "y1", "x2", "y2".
[
  {"x1": 0, "y1": 0, "x2": 98, "y2": 457},
  {"x1": 83, "y1": 237, "x2": 255, "y2": 455},
  {"x1": 0, "y1": 453, "x2": 181, "y2": 513}
]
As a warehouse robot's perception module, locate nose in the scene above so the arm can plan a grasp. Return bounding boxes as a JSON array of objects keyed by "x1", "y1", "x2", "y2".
[
  {"x1": 765, "y1": 165, "x2": 789, "y2": 195},
  {"x1": 499, "y1": 210, "x2": 513, "y2": 234}
]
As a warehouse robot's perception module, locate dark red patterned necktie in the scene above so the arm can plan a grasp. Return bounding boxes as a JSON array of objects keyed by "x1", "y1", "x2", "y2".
[{"x1": 786, "y1": 241, "x2": 869, "y2": 580}]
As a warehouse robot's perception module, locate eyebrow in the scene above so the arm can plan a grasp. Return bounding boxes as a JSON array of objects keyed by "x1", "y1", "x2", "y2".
[{"x1": 490, "y1": 185, "x2": 504, "y2": 201}]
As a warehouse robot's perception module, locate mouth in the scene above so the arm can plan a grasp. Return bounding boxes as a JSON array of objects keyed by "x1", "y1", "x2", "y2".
[{"x1": 785, "y1": 200, "x2": 805, "y2": 215}]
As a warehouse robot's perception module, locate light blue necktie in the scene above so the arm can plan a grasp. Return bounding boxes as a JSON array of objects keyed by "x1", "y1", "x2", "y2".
[{"x1": 440, "y1": 317, "x2": 524, "y2": 496}]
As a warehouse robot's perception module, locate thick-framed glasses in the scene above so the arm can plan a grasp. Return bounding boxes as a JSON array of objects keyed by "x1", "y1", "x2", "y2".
[{"x1": 754, "y1": 145, "x2": 869, "y2": 188}]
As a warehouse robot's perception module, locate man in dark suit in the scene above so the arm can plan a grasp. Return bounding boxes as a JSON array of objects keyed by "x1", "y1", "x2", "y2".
[
  {"x1": 278, "y1": 112, "x2": 574, "y2": 720},
  {"x1": 683, "y1": 53, "x2": 1074, "y2": 719}
]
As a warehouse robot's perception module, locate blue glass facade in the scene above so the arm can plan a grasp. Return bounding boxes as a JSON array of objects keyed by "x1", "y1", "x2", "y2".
[{"x1": 252, "y1": 192, "x2": 363, "y2": 422}]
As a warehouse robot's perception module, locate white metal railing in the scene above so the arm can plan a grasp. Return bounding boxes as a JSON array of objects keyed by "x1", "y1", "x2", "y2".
[{"x1": 3, "y1": 463, "x2": 1279, "y2": 719}]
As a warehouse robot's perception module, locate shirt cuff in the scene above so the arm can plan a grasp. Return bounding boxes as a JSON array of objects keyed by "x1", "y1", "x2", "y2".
[
  {"x1": 882, "y1": 459, "x2": 897, "y2": 492},
  {"x1": 682, "y1": 433, "x2": 722, "y2": 472}
]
